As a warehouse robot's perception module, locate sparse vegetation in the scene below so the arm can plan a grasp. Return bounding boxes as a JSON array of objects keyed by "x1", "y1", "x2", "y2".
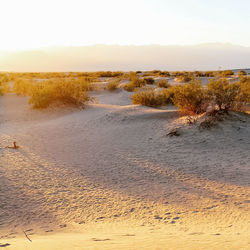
[
  {"x1": 156, "y1": 80, "x2": 170, "y2": 88},
  {"x1": 28, "y1": 79, "x2": 91, "y2": 109},
  {"x1": 106, "y1": 79, "x2": 120, "y2": 91},
  {"x1": 238, "y1": 70, "x2": 246, "y2": 77},
  {"x1": 131, "y1": 89, "x2": 166, "y2": 107},
  {"x1": 1, "y1": 70, "x2": 249, "y2": 113},
  {"x1": 175, "y1": 75, "x2": 192, "y2": 83},
  {"x1": 123, "y1": 72, "x2": 146, "y2": 92},
  {"x1": 207, "y1": 78, "x2": 241, "y2": 111},
  {"x1": 172, "y1": 78, "x2": 208, "y2": 114},
  {"x1": 143, "y1": 77, "x2": 155, "y2": 85}
]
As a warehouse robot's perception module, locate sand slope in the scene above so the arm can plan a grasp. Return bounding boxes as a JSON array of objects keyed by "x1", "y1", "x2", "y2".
[{"x1": 0, "y1": 91, "x2": 249, "y2": 249}]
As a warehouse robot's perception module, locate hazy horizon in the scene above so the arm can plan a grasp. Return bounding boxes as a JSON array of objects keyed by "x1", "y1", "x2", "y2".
[
  {"x1": 1, "y1": 43, "x2": 250, "y2": 72},
  {"x1": 1, "y1": 1, "x2": 250, "y2": 71}
]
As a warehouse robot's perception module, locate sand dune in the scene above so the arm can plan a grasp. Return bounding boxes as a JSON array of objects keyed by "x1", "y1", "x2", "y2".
[{"x1": 0, "y1": 90, "x2": 249, "y2": 249}]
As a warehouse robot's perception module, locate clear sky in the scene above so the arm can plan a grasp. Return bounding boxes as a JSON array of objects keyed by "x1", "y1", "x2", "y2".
[{"x1": 0, "y1": 0, "x2": 250, "y2": 51}]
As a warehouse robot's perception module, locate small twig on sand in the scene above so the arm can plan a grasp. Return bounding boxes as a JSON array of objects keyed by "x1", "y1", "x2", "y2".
[
  {"x1": 23, "y1": 230, "x2": 32, "y2": 242},
  {"x1": 5, "y1": 141, "x2": 21, "y2": 149},
  {"x1": 167, "y1": 128, "x2": 181, "y2": 137}
]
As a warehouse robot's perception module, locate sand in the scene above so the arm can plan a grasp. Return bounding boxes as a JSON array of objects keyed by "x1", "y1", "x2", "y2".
[{"x1": 0, "y1": 90, "x2": 249, "y2": 249}]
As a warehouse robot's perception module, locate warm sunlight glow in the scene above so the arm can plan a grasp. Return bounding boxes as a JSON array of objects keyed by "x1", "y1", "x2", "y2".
[{"x1": 1, "y1": 0, "x2": 250, "y2": 52}]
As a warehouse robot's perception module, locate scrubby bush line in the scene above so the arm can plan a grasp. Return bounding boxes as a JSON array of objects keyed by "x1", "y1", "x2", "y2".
[{"x1": 131, "y1": 77, "x2": 250, "y2": 114}]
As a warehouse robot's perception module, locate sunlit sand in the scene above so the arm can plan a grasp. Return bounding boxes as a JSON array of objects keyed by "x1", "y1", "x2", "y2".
[{"x1": 0, "y1": 78, "x2": 249, "y2": 249}]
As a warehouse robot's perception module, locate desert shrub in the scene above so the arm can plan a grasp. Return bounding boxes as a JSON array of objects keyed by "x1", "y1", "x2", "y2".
[
  {"x1": 237, "y1": 78, "x2": 250, "y2": 104},
  {"x1": 220, "y1": 70, "x2": 234, "y2": 77},
  {"x1": 159, "y1": 71, "x2": 170, "y2": 77},
  {"x1": 157, "y1": 80, "x2": 170, "y2": 88},
  {"x1": 123, "y1": 73, "x2": 145, "y2": 92},
  {"x1": 28, "y1": 79, "x2": 90, "y2": 108},
  {"x1": 13, "y1": 79, "x2": 35, "y2": 96},
  {"x1": 159, "y1": 87, "x2": 175, "y2": 104},
  {"x1": 207, "y1": 79, "x2": 241, "y2": 111},
  {"x1": 123, "y1": 82, "x2": 136, "y2": 92},
  {"x1": 97, "y1": 71, "x2": 123, "y2": 78},
  {"x1": 143, "y1": 77, "x2": 155, "y2": 85},
  {"x1": 171, "y1": 71, "x2": 182, "y2": 77},
  {"x1": 203, "y1": 71, "x2": 215, "y2": 77},
  {"x1": 131, "y1": 89, "x2": 166, "y2": 107},
  {"x1": 194, "y1": 71, "x2": 204, "y2": 77},
  {"x1": 151, "y1": 70, "x2": 161, "y2": 76},
  {"x1": 0, "y1": 80, "x2": 11, "y2": 95},
  {"x1": 175, "y1": 75, "x2": 192, "y2": 83},
  {"x1": 172, "y1": 79, "x2": 208, "y2": 114},
  {"x1": 238, "y1": 70, "x2": 246, "y2": 76},
  {"x1": 106, "y1": 79, "x2": 120, "y2": 91}
]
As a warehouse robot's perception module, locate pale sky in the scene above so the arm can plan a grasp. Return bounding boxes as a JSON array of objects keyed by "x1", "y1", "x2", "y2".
[{"x1": 0, "y1": 0, "x2": 250, "y2": 52}]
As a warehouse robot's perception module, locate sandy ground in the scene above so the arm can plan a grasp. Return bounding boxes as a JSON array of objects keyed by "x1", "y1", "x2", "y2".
[{"x1": 0, "y1": 90, "x2": 249, "y2": 249}]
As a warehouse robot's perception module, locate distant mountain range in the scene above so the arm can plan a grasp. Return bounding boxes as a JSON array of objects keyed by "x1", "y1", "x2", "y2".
[{"x1": 1, "y1": 43, "x2": 250, "y2": 72}]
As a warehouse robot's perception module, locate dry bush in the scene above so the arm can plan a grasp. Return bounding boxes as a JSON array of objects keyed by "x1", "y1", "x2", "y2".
[
  {"x1": 143, "y1": 77, "x2": 155, "y2": 85},
  {"x1": 238, "y1": 70, "x2": 247, "y2": 77},
  {"x1": 131, "y1": 86, "x2": 174, "y2": 107},
  {"x1": 13, "y1": 78, "x2": 35, "y2": 96},
  {"x1": 172, "y1": 78, "x2": 208, "y2": 114},
  {"x1": 175, "y1": 75, "x2": 192, "y2": 83},
  {"x1": 220, "y1": 70, "x2": 234, "y2": 77},
  {"x1": 207, "y1": 78, "x2": 242, "y2": 111},
  {"x1": 106, "y1": 79, "x2": 120, "y2": 91},
  {"x1": 123, "y1": 73, "x2": 146, "y2": 92},
  {"x1": 28, "y1": 79, "x2": 91, "y2": 109},
  {"x1": 157, "y1": 79, "x2": 170, "y2": 88},
  {"x1": 194, "y1": 71, "x2": 204, "y2": 77},
  {"x1": 0, "y1": 80, "x2": 11, "y2": 95},
  {"x1": 203, "y1": 71, "x2": 215, "y2": 77},
  {"x1": 159, "y1": 71, "x2": 170, "y2": 77},
  {"x1": 96, "y1": 71, "x2": 123, "y2": 78},
  {"x1": 236, "y1": 77, "x2": 250, "y2": 108},
  {"x1": 131, "y1": 89, "x2": 166, "y2": 107}
]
